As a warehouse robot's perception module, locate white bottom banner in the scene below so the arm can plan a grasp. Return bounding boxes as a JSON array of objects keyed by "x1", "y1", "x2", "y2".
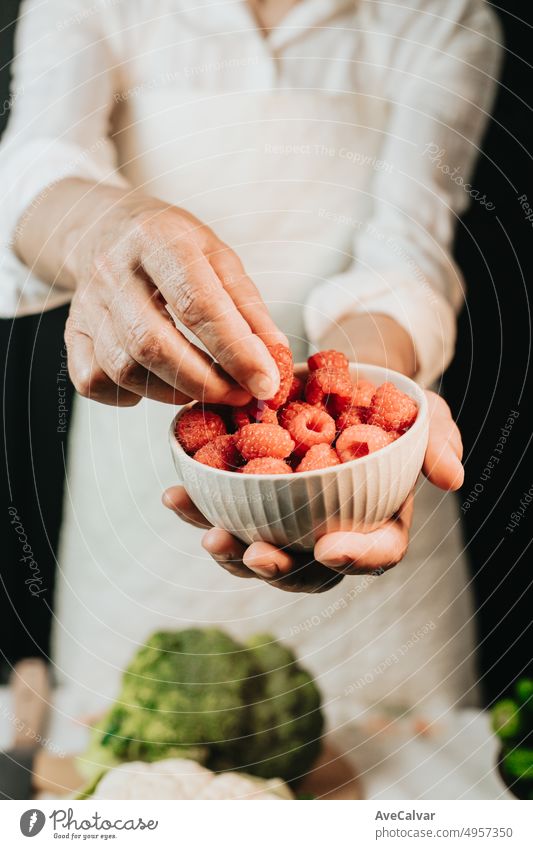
[{"x1": 1, "y1": 800, "x2": 532, "y2": 847}]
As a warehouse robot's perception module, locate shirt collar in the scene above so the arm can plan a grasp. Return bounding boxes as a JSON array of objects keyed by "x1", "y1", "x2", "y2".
[{"x1": 178, "y1": 0, "x2": 359, "y2": 50}]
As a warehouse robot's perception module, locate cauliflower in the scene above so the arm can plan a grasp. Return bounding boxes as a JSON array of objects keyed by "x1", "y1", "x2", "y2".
[
  {"x1": 84, "y1": 628, "x2": 323, "y2": 784},
  {"x1": 91, "y1": 758, "x2": 293, "y2": 800}
]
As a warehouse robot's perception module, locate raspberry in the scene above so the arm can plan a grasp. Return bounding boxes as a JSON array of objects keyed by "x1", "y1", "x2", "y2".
[
  {"x1": 336, "y1": 407, "x2": 363, "y2": 432},
  {"x1": 295, "y1": 444, "x2": 341, "y2": 472},
  {"x1": 232, "y1": 400, "x2": 277, "y2": 429},
  {"x1": 286, "y1": 406, "x2": 336, "y2": 456},
  {"x1": 241, "y1": 458, "x2": 293, "y2": 475},
  {"x1": 265, "y1": 344, "x2": 293, "y2": 409},
  {"x1": 234, "y1": 423, "x2": 295, "y2": 460},
  {"x1": 278, "y1": 400, "x2": 315, "y2": 430},
  {"x1": 176, "y1": 405, "x2": 227, "y2": 454},
  {"x1": 286, "y1": 375, "x2": 305, "y2": 402},
  {"x1": 331, "y1": 379, "x2": 377, "y2": 422},
  {"x1": 352, "y1": 379, "x2": 376, "y2": 409},
  {"x1": 336, "y1": 424, "x2": 397, "y2": 461},
  {"x1": 367, "y1": 382, "x2": 418, "y2": 433},
  {"x1": 305, "y1": 367, "x2": 353, "y2": 411},
  {"x1": 194, "y1": 435, "x2": 241, "y2": 470},
  {"x1": 308, "y1": 349, "x2": 349, "y2": 373}
]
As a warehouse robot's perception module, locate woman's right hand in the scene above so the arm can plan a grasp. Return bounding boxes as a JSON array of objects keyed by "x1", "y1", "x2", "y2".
[{"x1": 61, "y1": 184, "x2": 285, "y2": 406}]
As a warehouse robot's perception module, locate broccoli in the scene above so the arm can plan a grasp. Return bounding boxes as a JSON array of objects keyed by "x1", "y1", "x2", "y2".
[
  {"x1": 234, "y1": 634, "x2": 323, "y2": 781},
  {"x1": 491, "y1": 699, "x2": 523, "y2": 740},
  {"x1": 492, "y1": 677, "x2": 533, "y2": 798},
  {"x1": 84, "y1": 628, "x2": 323, "y2": 784}
]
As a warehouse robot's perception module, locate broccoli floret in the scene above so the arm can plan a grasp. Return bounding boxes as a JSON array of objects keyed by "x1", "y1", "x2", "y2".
[
  {"x1": 491, "y1": 699, "x2": 523, "y2": 741},
  {"x1": 223, "y1": 634, "x2": 323, "y2": 781},
  {"x1": 86, "y1": 628, "x2": 323, "y2": 784},
  {"x1": 502, "y1": 748, "x2": 533, "y2": 780},
  {"x1": 515, "y1": 678, "x2": 533, "y2": 710},
  {"x1": 491, "y1": 679, "x2": 533, "y2": 795},
  {"x1": 97, "y1": 629, "x2": 254, "y2": 763}
]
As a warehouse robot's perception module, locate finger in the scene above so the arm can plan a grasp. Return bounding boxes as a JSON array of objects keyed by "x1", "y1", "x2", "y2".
[
  {"x1": 141, "y1": 241, "x2": 280, "y2": 399},
  {"x1": 423, "y1": 391, "x2": 464, "y2": 491},
  {"x1": 242, "y1": 541, "x2": 298, "y2": 579},
  {"x1": 268, "y1": 565, "x2": 344, "y2": 593},
  {"x1": 202, "y1": 528, "x2": 256, "y2": 578},
  {"x1": 314, "y1": 505, "x2": 412, "y2": 574},
  {"x1": 65, "y1": 316, "x2": 140, "y2": 407},
  {"x1": 243, "y1": 542, "x2": 343, "y2": 593},
  {"x1": 96, "y1": 267, "x2": 250, "y2": 405},
  {"x1": 162, "y1": 486, "x2": 212, "y2": 529},
  {"x1": 89, "y1": 306, "x2": 192, "y2": 404},
  {"x1": 207, "y1": 244, "x2": 288, "y2": 346}
]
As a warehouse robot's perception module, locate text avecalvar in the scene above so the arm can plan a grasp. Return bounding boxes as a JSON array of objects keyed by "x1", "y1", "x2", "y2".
[{"x1": 375, "y1": 811, "x2": 435, "y2": 821}]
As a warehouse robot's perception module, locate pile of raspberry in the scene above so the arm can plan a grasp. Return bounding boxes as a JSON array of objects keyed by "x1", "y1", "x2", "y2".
[{"x1": 175, "y1": 346, "x2": 418, "y2": 474}]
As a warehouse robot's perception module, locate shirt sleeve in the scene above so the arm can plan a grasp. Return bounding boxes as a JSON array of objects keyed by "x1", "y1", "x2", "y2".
[
  {"x1": 304, "y1": 0, "x2": 503, "y2": 386},
  {"x1": 0, "y1": 0, "x2": 128, "y2": 318}
]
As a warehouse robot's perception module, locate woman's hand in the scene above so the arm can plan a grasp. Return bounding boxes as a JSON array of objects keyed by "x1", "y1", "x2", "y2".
[
  {"x1": 163, "y1": 391, "x2": 463, "y2": 593},
  {"x1": 16, "y1": 180, "x2": 284, "y2": 407}
]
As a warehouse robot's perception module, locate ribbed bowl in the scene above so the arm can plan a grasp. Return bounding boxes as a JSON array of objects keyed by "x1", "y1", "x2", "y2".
[{"x1": 169, "y1": 364, "x2": 429, "y2": 551}]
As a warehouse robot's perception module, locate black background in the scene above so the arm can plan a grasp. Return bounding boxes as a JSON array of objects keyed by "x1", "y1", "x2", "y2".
[{"x1": 0, "y1": 1, "x2": 531, "y2": 703}]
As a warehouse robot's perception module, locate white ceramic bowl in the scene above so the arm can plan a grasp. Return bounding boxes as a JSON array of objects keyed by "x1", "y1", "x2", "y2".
[{"x1": 169, "y1": 363, "x2": 429, "y2": 551}]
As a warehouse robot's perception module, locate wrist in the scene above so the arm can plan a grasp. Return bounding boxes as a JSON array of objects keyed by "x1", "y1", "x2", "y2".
[{"x1": 316, "y1": 313, "x2": 417, "y2": 377}]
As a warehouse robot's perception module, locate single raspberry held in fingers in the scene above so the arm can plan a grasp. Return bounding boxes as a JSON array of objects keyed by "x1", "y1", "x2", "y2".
[
  {"x1": 336, "y1": 407, "x2": 363, "y2": 432},
  {"x1": 176, "y1": 405, "x2": 227, "y2": 454},
  {"x1": 194, "y1": 435, "x2": 241, "y2": 470},
  {"x1": 305, "y1": 367, "x2": 353, "y2": 411},
  {"x1": 241, "y1": 457, "x2": 293, "y2": 475},
  {"x1": 265, "y1": 344, "x2": 293, "y2": 409},
  {"x1": 232, "y1": 400, "x2": 277, "y2": 429},
  {"x1": 336, "y1": 424, "x2": 397, "y2": 462},
  {"x1": 235, "y1": 423, "x2": 295, "y2": 460},
  {"x1": 295, "y1": 444, "x2": 341, "y2": 472},
  {"x1": 286, "y1": 406, "x2": 336, "y2": 456},
  {"x1": 278, "y1": 400, "x2": 315, "y2": 430},
  {"x1": 367, "y1": 382, "x2": 418, "y2": 432},
  {"x1": 308, "y1": 349, "x2": 349, "y2": 373},
  {"x1": 286, "y1": 375, "x2": 305, "y2": 402}
]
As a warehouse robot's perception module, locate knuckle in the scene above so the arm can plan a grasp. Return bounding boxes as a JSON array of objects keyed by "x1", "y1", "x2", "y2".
[
  {"x1": 64, "y1": 316, "x2": 76, "y2": 345},
  {"x1": 128, "y1": 323, "x2": 162, "y2": 364},
  {"x1": 73, "y1": 366, "x2": 108, "y2": 400},
  {"x1": 173, "y1": 281, "x2": 209, "y2": 328},
  {"x1": 106, "y1": 347, "x2": 143, "y2": 387},
  {"x1": 91, "y1": 252, "x2": 115, "y2": 280},
  {"x1": 134, "y1": 214, "x2": 157, "y2": 243}
]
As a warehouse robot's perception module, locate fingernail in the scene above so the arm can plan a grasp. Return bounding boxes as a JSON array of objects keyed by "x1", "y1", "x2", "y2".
[
  {"x1": 251, "y1": 563, "x2": 278, "y2": 579},
  {"x1": 162, "y1": 493, "x2": 180, "y2": 513},
  {"x1": 214, "y1": 552, "x2": 238, "y2": 563},
  {"x1": 318, "y1": 556, "x2": 349, "y2": 569},
  {"x1": 450, "y1": 458, "x2": 465, "y2": 490},
  {"x1": 162, "y1": 493, "x2": 174, "y2": 510},
  {"x1": 249, "y1": 373, "x2": 278, "y2": 400}
]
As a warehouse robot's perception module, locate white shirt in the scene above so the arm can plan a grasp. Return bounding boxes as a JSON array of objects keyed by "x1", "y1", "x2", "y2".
[
  {"x1": 0, "y1": 0, "x2": 500, "y2": 384},
  {"x1": 0, "y1": 0, "x2": 501, "y2": 721}
]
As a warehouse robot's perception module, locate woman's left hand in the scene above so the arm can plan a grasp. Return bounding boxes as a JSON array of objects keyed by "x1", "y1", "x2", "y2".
[{"x1": 163, "y1": 391, "x2": 463, "y2": 593}]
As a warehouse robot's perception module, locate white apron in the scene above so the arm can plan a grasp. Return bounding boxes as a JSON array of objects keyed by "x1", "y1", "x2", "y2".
[{"x1": 53, "y1": 87, "x2": 478, "y2": 721}]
